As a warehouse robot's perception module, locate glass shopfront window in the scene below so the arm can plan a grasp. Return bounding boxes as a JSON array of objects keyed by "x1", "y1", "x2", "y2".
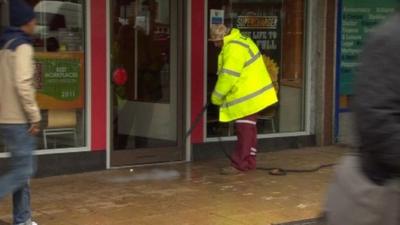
[
  {"x1": 0, "y1": 0, "x2": 86, "y2": 152},
  {"x1": 207, "y1": 0, "x2": 307, "y2": 138}
]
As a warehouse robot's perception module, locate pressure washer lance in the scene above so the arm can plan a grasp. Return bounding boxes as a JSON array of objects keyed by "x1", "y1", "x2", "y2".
[{"x1": 186, "y1": 102, "x2": 336, "y2": 176}]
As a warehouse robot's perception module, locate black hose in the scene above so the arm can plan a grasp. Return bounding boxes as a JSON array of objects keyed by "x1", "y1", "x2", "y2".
[
  {"x1": 187, "y1": 103, "x2": 336, "y2": 176},
  {"x1": 185, "y1": 102, "x2": 210, "y2": 139},
  {"x1": 216, "y1": 134, "x2": 336, "y2": 175},
  {"x1": 256, "y1": 164, "x2": 337, "y2": 176}
]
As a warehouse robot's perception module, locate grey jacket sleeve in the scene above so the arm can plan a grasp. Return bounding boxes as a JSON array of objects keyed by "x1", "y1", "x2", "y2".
[
  {"x1": 354, "y1": 29, "x2": 400, "y2": 178},
  {"x1": 13, "y1": 44, "x2": 41, "y2": 123}
]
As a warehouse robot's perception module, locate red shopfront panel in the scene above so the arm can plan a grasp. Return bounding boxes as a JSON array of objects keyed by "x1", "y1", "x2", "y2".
[
  {"x1": 91, "y1": 0, "x2": 107, "y2": 151},
  {"x1": 191, "y1": 0, "x2": 206, "y2": 143}
]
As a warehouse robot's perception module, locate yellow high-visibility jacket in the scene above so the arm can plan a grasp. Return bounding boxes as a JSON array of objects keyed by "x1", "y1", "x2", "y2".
[{"x1": 211, "y1": 28, "x2": 278, "y2": 122}]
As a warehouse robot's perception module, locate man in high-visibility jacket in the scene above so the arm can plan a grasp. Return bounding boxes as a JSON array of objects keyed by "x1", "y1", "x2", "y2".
[{"x1": 209, "y1": 24, "x2": 278, "y2": 175}]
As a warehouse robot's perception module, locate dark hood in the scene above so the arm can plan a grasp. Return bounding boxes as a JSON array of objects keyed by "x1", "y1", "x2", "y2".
[{"x1": 0, "y1": 27, "x2": 33, "y2": 51}]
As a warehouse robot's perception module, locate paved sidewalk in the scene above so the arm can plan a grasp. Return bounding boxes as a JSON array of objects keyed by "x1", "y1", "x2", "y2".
[{"x1": 0, "y1": 146, "x2": 348, "y2": 225}]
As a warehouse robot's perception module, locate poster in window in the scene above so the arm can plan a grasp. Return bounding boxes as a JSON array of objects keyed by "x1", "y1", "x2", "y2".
[
  {"x1": 234, "y1": 3, "x2": 282, "y2": 82},
  {"x1": 34, "y1": 52, "x2": 85, "y2": 110}
]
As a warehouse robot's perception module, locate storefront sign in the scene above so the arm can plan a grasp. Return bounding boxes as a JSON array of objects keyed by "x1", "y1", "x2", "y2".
[
  {"x1": 339, "y1": 0, "x2": 397, "y2": 96},
  {"x1": 238, "y1": 16, "x2": 279, "y2": 51},
  {"x1": 237, "y1": 15, "x2": 279, "y2": 52},
  {"x1": 237, "y1": 14, "x2": 281, "y2": 78},
  {"x1": 237, "y1": 16, "x2": 278, "y2": 29},
  {"x1": 34, "y1": 52, "x2": 85, "y2": 110}
]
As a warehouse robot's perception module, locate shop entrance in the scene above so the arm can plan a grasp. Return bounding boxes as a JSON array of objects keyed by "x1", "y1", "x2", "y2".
[{"x1": 109, "y1": 0, "x2": 184, "y2": 167}]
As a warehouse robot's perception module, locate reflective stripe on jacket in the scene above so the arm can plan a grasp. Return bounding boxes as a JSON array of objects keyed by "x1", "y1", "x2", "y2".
[{"x1": 211, "y1": 28, "x2": 278, "y2": 122}]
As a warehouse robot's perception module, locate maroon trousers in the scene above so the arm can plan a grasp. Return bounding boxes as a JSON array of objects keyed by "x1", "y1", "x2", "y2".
[{"x1": 231, "y1": 114, "x2": 258, "y2": 171}]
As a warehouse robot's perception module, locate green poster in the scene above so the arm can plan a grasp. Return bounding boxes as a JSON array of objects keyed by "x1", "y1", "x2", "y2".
[
  {"x1": 36, "y1": 58, "x2": 81, "y2": 101},
  {"x1": 340, "y1": 0, "x2": 397, "y2": 95}
]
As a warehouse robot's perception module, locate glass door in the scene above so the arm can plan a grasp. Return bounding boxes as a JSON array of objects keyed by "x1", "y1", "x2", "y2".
[{"x1": 110, "y1": 0, "x2": 184, "y2": 166}]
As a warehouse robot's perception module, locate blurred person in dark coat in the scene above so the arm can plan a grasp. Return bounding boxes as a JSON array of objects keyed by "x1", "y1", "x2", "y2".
[{"x1": 325, "y1": 8, "x2": 400, "y2": 225}]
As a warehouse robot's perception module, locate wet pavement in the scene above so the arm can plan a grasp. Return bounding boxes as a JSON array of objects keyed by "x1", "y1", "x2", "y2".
[{"x1": 0, "y1": 146, "x2": 348, "y2": 225}]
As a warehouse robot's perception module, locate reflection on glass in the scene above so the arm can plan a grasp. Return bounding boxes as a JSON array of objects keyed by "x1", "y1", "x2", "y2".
[{"x1": 111, "y1": 0, "x2": 178, "y2": 150}]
